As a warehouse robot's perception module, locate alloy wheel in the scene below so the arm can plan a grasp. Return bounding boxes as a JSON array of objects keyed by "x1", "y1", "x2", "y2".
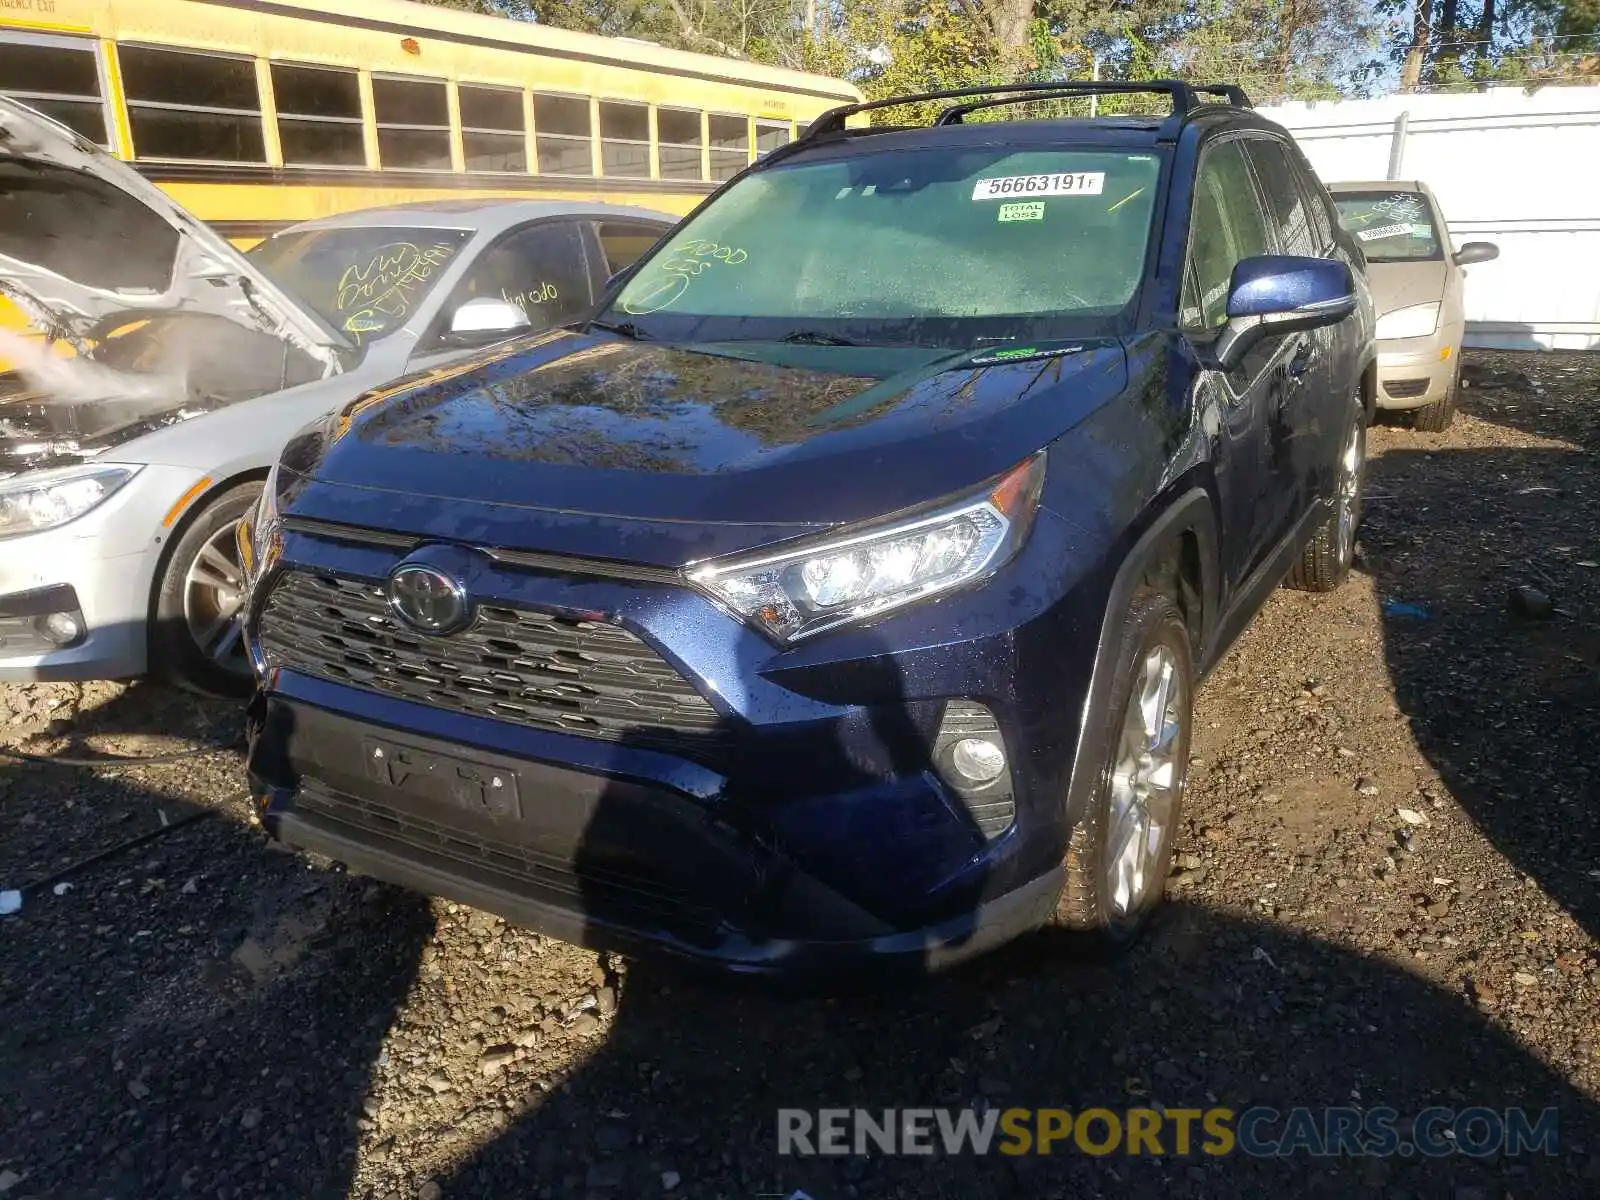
[
  {"x1": 1105, "y1": 643, "x2": 1187, "y2": 918},
  {"x1": 182, "y1": 522, "x2": 250, "y2": 675},
  {"x1": 1336, "y1": 417, "x2": 1366, "y2": 566}
]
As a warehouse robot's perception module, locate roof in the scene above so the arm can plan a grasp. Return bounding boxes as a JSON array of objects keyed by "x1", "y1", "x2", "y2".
[
  {"x1": 773, "y1": 105, "x2": 1281, "y2": 165},
  {"x1": 273, "y1": 199, "x2": 679, "y2": 237}
]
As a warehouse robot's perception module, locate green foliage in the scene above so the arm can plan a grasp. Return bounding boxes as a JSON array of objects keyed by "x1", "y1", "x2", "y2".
[{"x1": 411, "y1": 0, "x2": 1600, "y2": 99}]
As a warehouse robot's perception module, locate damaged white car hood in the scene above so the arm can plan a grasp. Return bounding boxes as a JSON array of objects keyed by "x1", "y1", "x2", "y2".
[{"x1": 0, "y1": 96, "x2": 345, "y2": 370}]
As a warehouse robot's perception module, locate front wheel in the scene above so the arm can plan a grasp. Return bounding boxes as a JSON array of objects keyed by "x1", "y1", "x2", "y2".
[
  {"x1": 1410, "y1": 363, "x2": 1459, "y2": 432},
  {"x1": 1284, "y1": 405, "x2": 1365, "y2": 593},
  {"x1": 150, "y1": 481, "x2": 261, "y2": 697},
  {"x1": 1052, "y1": 589, "x2": 1194, "y2": 951}
]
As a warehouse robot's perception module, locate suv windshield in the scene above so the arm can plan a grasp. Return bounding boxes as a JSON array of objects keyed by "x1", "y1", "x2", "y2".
[
  {"x1": 246, "y1": 226, "x2": 472, "y2": 345},
  {"x1": 1332, "y1": 191, "x2": 1442, "y2": 262},
  {"x1": 604, "y1": 146, "x2": 1163, "y2": 348}
]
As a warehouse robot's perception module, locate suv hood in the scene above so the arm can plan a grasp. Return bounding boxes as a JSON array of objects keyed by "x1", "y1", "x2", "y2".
[
  {"x1": 285, "y1": 330, "x2": 1128, "y2": 561},
  {"x1": 0, "y1": 97, "x2": 345, "y2": 367}
]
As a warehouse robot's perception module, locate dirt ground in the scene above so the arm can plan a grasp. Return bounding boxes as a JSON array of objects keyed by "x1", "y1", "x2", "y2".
[{"x1": 1, "y1": 349, "x2": 1597, "y2": 1199}]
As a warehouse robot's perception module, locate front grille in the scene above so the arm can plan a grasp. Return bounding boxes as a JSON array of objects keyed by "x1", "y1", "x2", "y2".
[
  {"x1": 1384, "y1": 378, "x2": 1430, "y2": 399},
  {"x1": 257, "y1": 571, "x2": 731, "y2": 766},
  {"x1": 296, "y1": 782, "x2": 721, "y2": 936}
]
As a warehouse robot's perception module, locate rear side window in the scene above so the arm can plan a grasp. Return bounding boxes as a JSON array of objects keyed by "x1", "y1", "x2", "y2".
[
  {"x1": 1243, "y1": 139, "x2": 1316, "y2": 257},
  {"x1": 1182, "y1": 140, "x2": 1273, "y2": 330},
  {"x1": 433, "y1": 221, "x2": 593, "y2": 341}
]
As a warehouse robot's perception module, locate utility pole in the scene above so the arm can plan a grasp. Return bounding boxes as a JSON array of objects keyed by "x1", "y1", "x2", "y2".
[
  {"x1": 1090, "y1": 55, "x2": 1100, "y2": 118},
  {"x1": 805, "y1": 0, "x2": 817, "y2": 42}
]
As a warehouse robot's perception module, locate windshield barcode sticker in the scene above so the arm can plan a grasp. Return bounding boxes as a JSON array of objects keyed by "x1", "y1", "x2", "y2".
[
  {"x1": 972, "y1": 173, "x2": 1105, "y2": 200},
  {"x1": 1357, "y1": 222, "x2": 1412, "y2": 242}
]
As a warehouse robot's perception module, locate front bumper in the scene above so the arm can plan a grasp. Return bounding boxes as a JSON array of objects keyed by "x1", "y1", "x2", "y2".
[
  {"x1": 1374, "y1": 333, "x2": 1458, "y2": 410},
  {"x1": 245, "y1": 508, "x2": 1100, "y2": 977},
  {"x1": 0, "y1": 528, "x2": 155, "y2": 682},
  {"x1": 250, "y1": 690, "x2": 1062, "y2": 977},
  {"x1": 0, "y1": 463, "x2": 210, "y2": 682}
]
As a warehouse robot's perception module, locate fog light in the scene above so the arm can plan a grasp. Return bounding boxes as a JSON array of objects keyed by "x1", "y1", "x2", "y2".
[
  {"x1": 37, "y1": 610, "x2": 83, "y2": 646},
  {"x1": 934, "y1": 700, "x2": 1016, "y2": 840},
  {"x1": 950, "y1": 736, "x2": 1006, "y2": 785}
]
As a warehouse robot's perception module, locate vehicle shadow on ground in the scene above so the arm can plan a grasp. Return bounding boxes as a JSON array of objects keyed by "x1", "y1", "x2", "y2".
[
  {"x1": 1363, "y1": 373, "x2": 1600, "y2": 944},
  {"x1": 438, "y1": 905, "x2": 1599, "y2": 1198},
  {"x1": 435, "y1": 641, "x2": 1599, "y2": 1199},
  {"x1": 0, "y1": 686, "x2": 433, "y2": 1198}
]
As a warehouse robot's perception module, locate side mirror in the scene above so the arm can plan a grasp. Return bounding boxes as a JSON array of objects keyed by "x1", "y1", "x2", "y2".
[
  {"x1": 1453, "y1": 241, "x2": 1499, "y2": 267},
  {"x1": 448, "y1": 296, "x2": 532, "y2": 340},
  {"x1": 1214, "y1": 255, "x2": 1357, "y2": 372}
]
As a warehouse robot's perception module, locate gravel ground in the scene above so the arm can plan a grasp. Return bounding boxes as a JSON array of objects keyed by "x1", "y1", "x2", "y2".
[{"x1": 1, "y1": 349, "x2": 1597, "y2": 1199}]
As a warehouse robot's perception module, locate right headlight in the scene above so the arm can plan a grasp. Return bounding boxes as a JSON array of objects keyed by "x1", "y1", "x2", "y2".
[
  {"x1": 1375, "y1": 302, "x2": 1440, "y2": 341},
  {"x1": 687, "y1": 454, "x2": 1045, "y2": 644},
  {"x1": 0, "y1": 463, "x2": 141, "y2": 539}
]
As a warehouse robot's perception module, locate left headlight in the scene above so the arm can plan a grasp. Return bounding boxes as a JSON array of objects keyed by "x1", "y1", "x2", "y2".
[
  {"x1": 237, "y1": 459, "x2": 282, "y2": 589},
  {"x1": 1375, "y1": 302, "x2": 1440, "y2": 341},
  {"x1": 0, "y1": 464, "x2": 141, "y2": 539},
  {"x1": 688, "y1": 454, "x2": 1045, "y2": 644}
]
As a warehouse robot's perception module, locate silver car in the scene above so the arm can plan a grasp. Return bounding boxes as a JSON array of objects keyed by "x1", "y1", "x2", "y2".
[
  {"x1": 0, "y1": 97, "x2": 674, "y2": 693},
  {"x1": 1329, "y1": 180, "x2": 1498, "y2": 430}
]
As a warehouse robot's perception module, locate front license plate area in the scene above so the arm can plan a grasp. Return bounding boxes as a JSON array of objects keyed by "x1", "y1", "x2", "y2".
[{"x1": 363, "y1": 735, "x2": 523, "y2": 823}]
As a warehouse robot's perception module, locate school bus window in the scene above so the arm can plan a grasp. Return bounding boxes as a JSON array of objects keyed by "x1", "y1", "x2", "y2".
[
  {"x1": 0, "y1": 35, "x2": 108, "y2": 147},
  {"x1": 598, "y1": 100, "x2": 649, "y2": 178},
  {"x1": 596, "y1": 221, "x2": 667, "y2": 275},
  {"x1": 532, "y1": 93, "x2": 592, "y2": 176},
  {"x1": 708, "y1": 114, "x2": 749, "y2": 181},
  {"x1": 272, "y1": 63, "x2": 364, "y2": 167},
  {"x1": 755, "y1": 119, "x2": 791, "y2": 157},
  {"x1": 657, "y1": 108, "x2": 703, "y2": 182},
  {"x1": 372, "y1": 75, "x2": 451, "y2": 171},
  {"x1": 119, "y1": 45, "x2": 265, "y2": 163},
  {"x1": 460, "y1": 84, "x2": 525, "y2": 174}
]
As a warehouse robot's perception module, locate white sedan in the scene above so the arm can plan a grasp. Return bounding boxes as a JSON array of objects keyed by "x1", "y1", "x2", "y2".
[{"x1": 0, "y1": 96, "x2": 674, "y2": 693}]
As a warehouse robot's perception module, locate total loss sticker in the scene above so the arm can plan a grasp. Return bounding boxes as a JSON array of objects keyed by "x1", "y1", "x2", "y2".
[
  {"x1": 998, "y1": 201, "x2": 1045, "y2": 222},
  {"x1": 1356, "y1": 222, "x2": 1412, "y2": 242},
  {"x1": 972, "y1": 172, "x2": 1104, "y2": 200}
]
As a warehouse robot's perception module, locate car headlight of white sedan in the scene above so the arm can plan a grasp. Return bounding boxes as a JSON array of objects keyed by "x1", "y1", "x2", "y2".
[
  {"x1": 0, "y1": 464, "x2": 141, "y2": 539},
  {"x1": 1374, "y1": 302, "x2": 1440, "y2": 341}
]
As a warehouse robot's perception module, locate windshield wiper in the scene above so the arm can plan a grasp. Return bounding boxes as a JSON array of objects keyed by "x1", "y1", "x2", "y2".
[
  {"x1": 588, "y1": 318, "x2": 652, "y2": 341},
  {"x1": 777, "y1": 329, "x2": 860, "y2": 347}
]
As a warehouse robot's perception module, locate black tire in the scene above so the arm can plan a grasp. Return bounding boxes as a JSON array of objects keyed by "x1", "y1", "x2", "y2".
[
  {"x1": 1410, "y1": 364, "x2": 1458, "y2": 432},
  {"x1": 1052, "y1": 589, "x2": 1194, "y2": 952},
  {"x1": 150, "y1": 481, "x2": 261, "y2": 697},
  {"x1": 1285, "y1": 405, "x2": 1366, "y2": 593}
]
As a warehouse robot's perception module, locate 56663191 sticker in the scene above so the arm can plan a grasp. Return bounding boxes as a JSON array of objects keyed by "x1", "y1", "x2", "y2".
[
  {"x1": 972, "y1": 172, "x2": 1105, "y2": 200},
  {"x1": 1356, "y1": 222, "x2": 1413, "y2": 242}
]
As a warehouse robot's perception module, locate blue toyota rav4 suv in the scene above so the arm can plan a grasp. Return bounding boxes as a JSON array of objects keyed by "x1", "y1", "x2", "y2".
[{"x1": 241, "y1": 81, "x2": 1374, "y2": 977}]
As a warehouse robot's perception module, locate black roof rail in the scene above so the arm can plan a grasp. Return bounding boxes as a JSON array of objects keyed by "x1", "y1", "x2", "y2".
[
  {"x1": 934, "y1": 84, "x2": 1184, "y2": 126},
  {"x1": 1192, "y1": 83, "x2": 1254, "y2": 107},
  {"x1": 802, "y1": 80, "x2": 1204, "y2": 141}
]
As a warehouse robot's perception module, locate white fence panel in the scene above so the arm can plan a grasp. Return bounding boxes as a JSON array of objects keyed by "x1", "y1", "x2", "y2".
[{"x1": 1257, "y1": 87, "x2": 1600, "y2": 350}]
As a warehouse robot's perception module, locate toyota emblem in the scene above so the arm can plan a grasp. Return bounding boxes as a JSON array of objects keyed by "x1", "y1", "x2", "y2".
[{"x1": 386, "y1": 564, "x2": 471, "y2": 634}]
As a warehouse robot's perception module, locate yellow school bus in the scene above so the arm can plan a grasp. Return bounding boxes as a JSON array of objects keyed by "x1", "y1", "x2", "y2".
[{"x1": 0, "y1": 0, "x2": 862, "y2": 245}]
